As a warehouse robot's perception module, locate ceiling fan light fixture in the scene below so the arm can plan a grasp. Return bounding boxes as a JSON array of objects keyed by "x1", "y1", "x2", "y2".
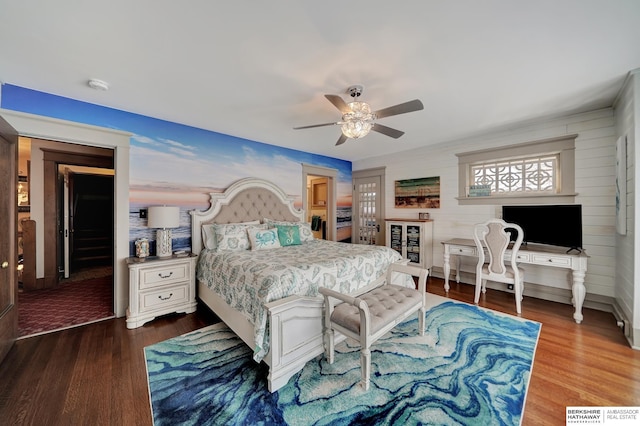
[{"x1": 341, "y1": 101, "x2": 375, "y2": 139}]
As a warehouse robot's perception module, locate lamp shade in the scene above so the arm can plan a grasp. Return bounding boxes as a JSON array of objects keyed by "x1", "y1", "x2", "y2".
[{"x1": 148, "y1": 206, "x2": 180, "y2": 229}]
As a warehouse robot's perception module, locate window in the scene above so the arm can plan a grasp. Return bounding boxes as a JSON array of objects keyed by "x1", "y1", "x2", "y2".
[
  {"x1": 457, "y1": 135, "x2": 577, "y2": 205},
  {"x1": 471, "y1": 155, "x2": 557, "y2": 194}
]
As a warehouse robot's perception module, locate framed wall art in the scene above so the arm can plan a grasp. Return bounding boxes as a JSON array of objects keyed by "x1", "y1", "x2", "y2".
[{"x1": 395, "y1": 176, "x2": 440, "y2": 208}]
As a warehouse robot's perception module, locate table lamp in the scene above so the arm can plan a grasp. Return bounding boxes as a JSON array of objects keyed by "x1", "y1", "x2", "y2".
[{"x1": 148, "y1": 206, "x2": 180, "y2": 257}]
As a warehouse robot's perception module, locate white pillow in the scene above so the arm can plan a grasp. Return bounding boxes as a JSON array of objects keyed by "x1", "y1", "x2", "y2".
[
  {"x1": 247, "y1": 227, "x2": 281, "y2": 251},
  {"x1": 202, "y1": 220, "x2": 260, "y2": 250},
  {"x1": 212, "y1": 222, "x2": 263, "y2": 252},
  {"x1": 263, "y1": 218, "x2": 314, "y2": 242}
]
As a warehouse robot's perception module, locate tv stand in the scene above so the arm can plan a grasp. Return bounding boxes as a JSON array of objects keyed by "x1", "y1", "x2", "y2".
[{"x1": 442, "y1": 239, "x2": 589, "y2": 323}]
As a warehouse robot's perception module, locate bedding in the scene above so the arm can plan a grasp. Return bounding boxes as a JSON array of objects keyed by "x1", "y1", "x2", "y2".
[{"x1": 196, "y1": 238, "x2": 408, "y2": 361}]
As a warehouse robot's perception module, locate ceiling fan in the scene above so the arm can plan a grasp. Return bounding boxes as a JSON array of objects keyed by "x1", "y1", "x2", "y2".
[{"x1": 294, "y1": 85, "x2": 424, "y2": 146}]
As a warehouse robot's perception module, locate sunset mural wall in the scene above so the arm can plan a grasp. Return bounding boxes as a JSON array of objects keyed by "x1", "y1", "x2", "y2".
[{"x1": 1, "y1": 84, "x2": 352, "y2": 254}]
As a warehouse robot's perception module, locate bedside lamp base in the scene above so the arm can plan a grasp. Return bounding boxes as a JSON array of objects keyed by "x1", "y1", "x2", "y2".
[{"x1": 156, "y1": 229, "x2": 173, "y2": 257}]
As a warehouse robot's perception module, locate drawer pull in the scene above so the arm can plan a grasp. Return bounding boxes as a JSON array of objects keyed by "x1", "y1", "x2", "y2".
[
  {"x1": 158, "y1": 293, "x2": 173, "y2": 301},
  {"x1": 158, "y1": 272, "x2": 173, "y2": 279}
]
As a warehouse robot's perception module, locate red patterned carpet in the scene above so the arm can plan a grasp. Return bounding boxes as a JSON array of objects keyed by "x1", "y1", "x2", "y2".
[{"x1": 18, "y1": 274, "x2": 114, "y2": 338}]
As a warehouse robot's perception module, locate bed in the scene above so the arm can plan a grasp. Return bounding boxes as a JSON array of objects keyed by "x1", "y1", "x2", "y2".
[{"x1": 190, "y1": 177, "x2": 408, "y2": 392}]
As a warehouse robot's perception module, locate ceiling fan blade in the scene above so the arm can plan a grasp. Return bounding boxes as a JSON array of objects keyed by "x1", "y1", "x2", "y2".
[
  {"x1": 372, "y1": 123, "x2": 405, "y2": 139},
  {"x1": 335, "y1": 134, "x2": 348, "y2": 146},
  {"x1": 325, "y1": 94, "x2": 350, "y2": 114},
  {"x1": 373, "y1": 99, "x2": 424, "y2": 119},
  {"x1": 293, "y1": 122, "x2": 339, "y2": 130}
]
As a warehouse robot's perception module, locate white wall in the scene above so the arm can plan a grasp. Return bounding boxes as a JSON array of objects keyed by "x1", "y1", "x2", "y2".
[
  {"x1": 354, "y1": 108, "x2": 618, "y2": 310},
  {"x1": 614, "y1": 69, "x2": 638, "y2": 347}
]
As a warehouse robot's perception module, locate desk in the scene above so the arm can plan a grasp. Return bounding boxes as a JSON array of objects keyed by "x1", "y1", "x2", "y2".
[{"x1": 442, "y1": 238, "x2": 589, "y2": 324}]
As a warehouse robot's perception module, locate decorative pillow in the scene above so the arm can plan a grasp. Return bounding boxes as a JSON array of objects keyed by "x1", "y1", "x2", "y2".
[
  {"x1": 202, "y1": 220, "x2": 260, "y2": 250},
  {"x1": 202, "y1": 224, "x2": 217, "y2": 250},
  {"x1": 276, "y1": 225, "x2": 301, "y2": 246},
  {"x1": 248, "y1": 227, "x2": 282, "y2": 251},
  {"x1": 213, "y1": 222, "x2": 263, "y2": 251},
  {"x1": 264, "y1": 219, "x2": 314, "y2": 242}
]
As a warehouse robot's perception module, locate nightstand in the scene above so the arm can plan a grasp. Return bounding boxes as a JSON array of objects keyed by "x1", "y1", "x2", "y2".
[{"x1": 126, "y1": 253, "x2": 197, "y2": 329}]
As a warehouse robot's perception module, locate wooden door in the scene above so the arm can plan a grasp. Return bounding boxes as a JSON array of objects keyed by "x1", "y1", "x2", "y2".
[{"x1": 0, "y1": 116, "x2": 19, "y2": 362}]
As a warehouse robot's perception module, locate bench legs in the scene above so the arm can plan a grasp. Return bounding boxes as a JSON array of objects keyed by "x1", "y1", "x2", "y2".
[
  {"x1": 324, "y1": 328, "x2": 335, "y2": 364},
  {"x1": 361, "y1": 347, "x2": 371, "y2": 390},
  {"x1": 324, "y1": 307, "x2": 427, "y2": 391}
]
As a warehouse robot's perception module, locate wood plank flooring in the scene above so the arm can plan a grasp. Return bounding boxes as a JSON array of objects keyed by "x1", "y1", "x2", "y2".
[{"x1": 1, "y1": 277, "x2": 639, "y2": 425}]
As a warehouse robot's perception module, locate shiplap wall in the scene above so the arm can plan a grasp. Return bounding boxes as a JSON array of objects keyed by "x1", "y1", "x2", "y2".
[
  {"x1": 614, "y1": 70, "x2": 638, "y2": 345},
  {"x1": 354, "y1": 108, "x2": 617, "y2": 309}
]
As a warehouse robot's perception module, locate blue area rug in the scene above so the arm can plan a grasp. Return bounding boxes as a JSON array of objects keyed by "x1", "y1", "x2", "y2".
[{"x1": 144, "y1": 298, "x2": 540, "y2": 425}]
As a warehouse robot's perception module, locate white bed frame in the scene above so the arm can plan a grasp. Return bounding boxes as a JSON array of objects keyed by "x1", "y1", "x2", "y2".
[{"x1": 190, "y1": 177, "x2": 383, "y2": 392}]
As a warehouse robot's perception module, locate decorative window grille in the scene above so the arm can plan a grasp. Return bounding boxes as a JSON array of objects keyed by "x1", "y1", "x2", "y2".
[{"x1": 470, "y1": 155, "x2": 557, "y2": 194}]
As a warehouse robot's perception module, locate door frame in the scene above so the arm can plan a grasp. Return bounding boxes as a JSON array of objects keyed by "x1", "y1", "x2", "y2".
[
  {"x1": 0, "y1": 109, "x2": 131, "y2": 317},
  {"x1": 301, "y1": 164, "x2": 337, "y2": 241},
  {"x1": 40, "y1": 147, "x2": 114, "y2": 287},
  {"x1": 352, "y1": 167, "x2": 386, "y2": 245}
]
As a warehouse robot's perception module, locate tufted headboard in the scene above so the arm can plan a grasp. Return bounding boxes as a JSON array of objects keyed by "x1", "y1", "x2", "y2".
[{"x1": 190, "y1": 177, "x2": 304, "y2": 254}]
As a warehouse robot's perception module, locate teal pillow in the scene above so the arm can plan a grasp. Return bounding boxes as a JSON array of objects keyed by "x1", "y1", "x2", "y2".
[{"x1": 276, "y1": 225, "x2": 301, "y2": 246}]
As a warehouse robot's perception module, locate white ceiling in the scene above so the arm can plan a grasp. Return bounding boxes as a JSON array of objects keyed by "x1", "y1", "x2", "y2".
[{"x1": 2, "y1": 1, "x2": 640, "y2": 162}]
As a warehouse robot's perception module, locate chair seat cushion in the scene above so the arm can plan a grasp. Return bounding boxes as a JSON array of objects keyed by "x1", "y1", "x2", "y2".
[
  {"x1": 330, "y1": 285, "x2": 422, "y2": 334},
  {"x1": 481, "y1": 265, "x2": 524, "y2": 280}
]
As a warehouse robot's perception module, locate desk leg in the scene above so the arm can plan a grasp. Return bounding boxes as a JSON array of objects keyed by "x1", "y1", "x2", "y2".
[
  {"x1": 443, "y1": 251, "x2": 450, "y2": 292},
  {"x1": 455, "y1": 256, "x2": 461, "y2": 283},
  {"x1": 571, "y1": 269, "x2": 586, "y2": 324}
]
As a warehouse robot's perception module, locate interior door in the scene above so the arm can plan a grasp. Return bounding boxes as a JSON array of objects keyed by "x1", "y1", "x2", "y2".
[
  {"x1": 0, "y1": 115, "x2": 19, "y2": 362},
  {"x1": 62, "y1": 167, "x2": 74, "y2": 278},
  {"x1": 353, "y1": 175, "x2": 382, "y2": 245}
]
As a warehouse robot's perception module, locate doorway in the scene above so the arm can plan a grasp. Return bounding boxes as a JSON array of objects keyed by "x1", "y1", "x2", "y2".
[
  {"x1": 17, "y1": 137, "x2": 115, "y2": 337},
  {"x1": 302, "y1": 164, "x2": 338, "y2": 241},
  {"x1": 353, "y1": 167, "x2": 386, "y2": 246},
  {"x1": 60, "y1": 167, "x2": 115, "y2": 278},
  {"x1": 307, "y1": 176, "x2": 328, "y2": 239}
]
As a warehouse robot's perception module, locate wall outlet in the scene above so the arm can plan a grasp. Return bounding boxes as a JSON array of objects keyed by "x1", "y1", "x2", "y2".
[{"x1": 139, "y1": 208, "x2": 147, "y2": 219}]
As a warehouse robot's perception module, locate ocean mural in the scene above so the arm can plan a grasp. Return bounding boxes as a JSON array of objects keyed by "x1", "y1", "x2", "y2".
[{"x1": 1, "y1": 84, "x2": 352, "y2": 254}]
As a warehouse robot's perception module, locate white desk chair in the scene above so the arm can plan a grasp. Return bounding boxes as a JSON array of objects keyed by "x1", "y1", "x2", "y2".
[{"x1": 473, "y1": 218, "x2": 525, "y2": 314}]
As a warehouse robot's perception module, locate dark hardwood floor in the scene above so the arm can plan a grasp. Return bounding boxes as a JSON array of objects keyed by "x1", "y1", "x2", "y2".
[{"x1": 1, "y1": 277, "x2": 639, "y2": 425}]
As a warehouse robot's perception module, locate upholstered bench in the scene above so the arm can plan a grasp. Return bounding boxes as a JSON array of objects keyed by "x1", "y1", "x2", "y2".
[{"x1": 319, "y1": 263, "x2": 428, "y2": 390}]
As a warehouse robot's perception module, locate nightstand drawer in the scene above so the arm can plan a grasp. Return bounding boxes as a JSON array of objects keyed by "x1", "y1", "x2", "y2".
[
  {"x1": 140, "y1": 283, "x2": 189, "y2": 311},
  {"x1": 139, "y1": 263, "x2": 189, "y2": 288}
]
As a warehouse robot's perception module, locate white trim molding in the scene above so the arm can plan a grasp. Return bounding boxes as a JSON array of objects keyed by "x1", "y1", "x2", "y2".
[{"x1": 0, "y1": 108, "x2": 131, "y2": 317}]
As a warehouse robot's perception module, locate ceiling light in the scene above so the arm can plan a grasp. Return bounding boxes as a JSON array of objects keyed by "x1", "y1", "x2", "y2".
[
  {"x1": 88, "y1": 78, "x2": 109, "y2": 91},
  {"x1": 340, "y1": 101, "x2": 375, "y2": 139}
]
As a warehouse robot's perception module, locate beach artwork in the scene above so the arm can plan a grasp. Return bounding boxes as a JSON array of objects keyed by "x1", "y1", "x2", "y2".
[{"x1": 395, "y1": 176, "x2": 440, "y2": 208}]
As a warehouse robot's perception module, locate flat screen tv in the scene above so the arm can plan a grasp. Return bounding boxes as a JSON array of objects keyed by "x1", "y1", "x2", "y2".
[{"x1": 501, "y1": 204, "x2": 582, "y2": 251}]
